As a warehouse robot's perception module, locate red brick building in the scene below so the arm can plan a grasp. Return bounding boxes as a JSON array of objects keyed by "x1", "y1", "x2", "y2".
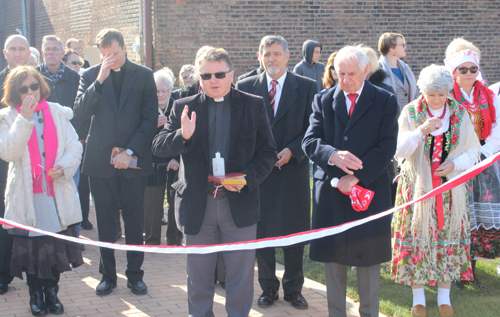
[{"x1": 1, "y1": 0, "x2": 500, "y2": 84}]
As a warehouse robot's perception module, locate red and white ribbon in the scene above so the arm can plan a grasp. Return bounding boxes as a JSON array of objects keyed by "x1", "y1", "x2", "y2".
[{"x1": 1, "y1": 152, "x2": 499, "y2": 255}]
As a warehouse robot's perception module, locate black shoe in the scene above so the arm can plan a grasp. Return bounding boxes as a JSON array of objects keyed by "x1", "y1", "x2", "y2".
[
  {"x1": 44, "y1": 286, "x2": 64, "y2": 314},
  {"x1": 161, "y1": 218, "x2": 168, "y2": 226},
  {"x1": 127, "y1": 280, "x2": 148, "y2": 295},
  {"x1": 0, "y1": 283, "x2": 8, "y2": 295},
  {"x1": 81, "y1": 220, "x2": 93, "y2": 230},
  {"x1": 258, "y1": 287, "x2": 278, "y2": 307},
  {"x1": 29, "y1": 287, "x2": 47, "y2": 316},
  {"x1": 95, "y1": 278, "x2": 117, "y2": 296},
  {"x1": 284, "y1": 292, "x2": 309, "y2": 309}
]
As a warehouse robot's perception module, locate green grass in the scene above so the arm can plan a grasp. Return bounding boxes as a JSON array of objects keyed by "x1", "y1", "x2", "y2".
[{"x1": 276, "y1": 247, "x2": 500, "y2": 316}]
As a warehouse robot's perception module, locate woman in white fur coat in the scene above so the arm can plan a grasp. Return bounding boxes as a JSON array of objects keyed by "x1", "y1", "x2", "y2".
[{"x1": 0, "y1": 66, "x2": 83, "y2": 317}]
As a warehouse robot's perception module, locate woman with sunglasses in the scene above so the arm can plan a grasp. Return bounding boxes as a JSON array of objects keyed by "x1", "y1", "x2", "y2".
[
  {"x1": 62, "y1": 49, "x2": 83, "y2": 75},
  {"x1": 321, "y1": 51, "x2": 338, "y2": 90},
  {"x1": 0, "y1": 66, "x2": 83, "y2": 316},
  {"x1": 378, "y1": 32, "x2": 418, "y2": 112},
  {"x1": 444, "y1": 44, "x2": 500, "y2": 288}
]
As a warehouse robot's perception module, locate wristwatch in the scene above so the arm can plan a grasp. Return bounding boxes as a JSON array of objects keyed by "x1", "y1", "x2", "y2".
[{"x1": 125, "y1": 148, "x2": 134, "y2": 156}]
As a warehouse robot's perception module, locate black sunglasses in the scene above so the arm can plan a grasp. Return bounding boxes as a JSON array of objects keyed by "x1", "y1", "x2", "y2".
[
  {"x1": 67, "y1": 61, "x2": 83, "y2": 66},
  {"x1": 457, "y1": 66, "x2": 478, "y2": 74},
  {"x1": 198, "y1": 70, "x2": 231, "y2": 81},
  {"x1": 19, "y1": 83, "x2": 40, "y2": 94}
]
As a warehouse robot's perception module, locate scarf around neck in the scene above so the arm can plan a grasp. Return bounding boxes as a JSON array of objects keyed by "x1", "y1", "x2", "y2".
[
  {"x1": 16, "y1": 99, "x2": 58, "y2": 196},
  {"x1": 452, "y1": 80, "x2": 496, "y2": 141}
]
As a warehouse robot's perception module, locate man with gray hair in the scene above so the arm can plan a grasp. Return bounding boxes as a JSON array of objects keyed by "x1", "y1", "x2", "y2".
[
  {"x1": 237, "y1": 35, "x2": 317, "y2": 309},
  {"x1": 302, "y1": 45, "x2": 398, "y2": 317},
  {"x1": 152, "y1": 47, "x2": 276, "y2": 316},
  {"x1": 0, "y1": 34, "x2": 31, "y2": 295}
]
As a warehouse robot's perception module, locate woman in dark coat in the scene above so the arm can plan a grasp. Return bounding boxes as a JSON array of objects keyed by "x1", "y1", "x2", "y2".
[{"x1": 143, "y1": 68, "x2": 182, "y2": 245}]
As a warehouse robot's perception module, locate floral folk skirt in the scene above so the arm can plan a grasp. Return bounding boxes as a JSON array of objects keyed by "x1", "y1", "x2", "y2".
[
  {"x1": 391, "y1": 182, "x2": 472, "y2": 285},
  {"x1": 10, "y1": 226, "x2": 83, "y2": 280},
  {"x1": 468, "y1": 163, "x2": 500, "y2": 259}
]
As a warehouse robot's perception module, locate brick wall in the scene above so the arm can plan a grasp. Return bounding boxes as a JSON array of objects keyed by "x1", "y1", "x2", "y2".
[
  {"x1": 2, "y1": 0, "x2": 500, "y2": 84},
  {"x1": 1, "y1": 0, "x2": 141, "y2": 66},
  {"x1": 154, "y1": 0, "x2": 500, "y2": 84}
]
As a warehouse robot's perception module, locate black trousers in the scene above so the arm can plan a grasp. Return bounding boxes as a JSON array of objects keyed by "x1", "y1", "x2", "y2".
[
  {"x1": 89, "y1": 171, "x2": 148, "y2": 283},
  {"x1": 0, "y1": 210, "x2": 13, "y2": 285},
  {"x1": 78, "y1": 172, "x2": 91, "y2": 223},
  {"x1": 256, "y1": 245, "x2": 304, "y2": 295}
]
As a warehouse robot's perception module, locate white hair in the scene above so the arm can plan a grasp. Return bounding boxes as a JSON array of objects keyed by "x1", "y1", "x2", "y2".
[
  {"x1": 154, "y1": 67, "x2": 175, "y2": 89},
  {"x1": 417, "y1": 64, "x2": 454, "y2": 94},
  {"x1": 445, "y1": 38, "x2": 481, "y2": 60},
  {"x1": 360, "y1": 45, "x2": 379, "y2": 73},
  {"x1": 179, "y1": 64, "x2": 195, "y2": 77},
  {"x1": 334, "y1": 46, "x2": 369, "y2": 73}
]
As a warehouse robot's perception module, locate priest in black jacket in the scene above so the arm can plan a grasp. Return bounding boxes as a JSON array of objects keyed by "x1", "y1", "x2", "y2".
[{"x1": 152, "y1": 47, "x2": 276, "y2": 317}]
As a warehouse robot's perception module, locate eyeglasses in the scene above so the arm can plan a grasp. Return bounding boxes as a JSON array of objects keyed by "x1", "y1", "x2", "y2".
[
  {"x1": 19, "y1": 83, "x2": 40, "y2": 94},
  {"x1": 43, "y1": 47, "x2": 61, "y2": 53},
  {"x1": 67, "y1": 61, "x2": 83, "y2": 66},
  {"x1": 396, "y1": 43, "x2": 406, "y2": 48},
  {"x1": 198, "y1": 70, "x2": 232, "y2": 81},
  {"x1": 457, "y1": 66, "x2": 478, "y2": 74}
]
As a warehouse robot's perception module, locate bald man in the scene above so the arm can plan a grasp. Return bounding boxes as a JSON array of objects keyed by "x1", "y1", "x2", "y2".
[{"x1": 0, "y1": 34, "x2": 31, "y2": 295}]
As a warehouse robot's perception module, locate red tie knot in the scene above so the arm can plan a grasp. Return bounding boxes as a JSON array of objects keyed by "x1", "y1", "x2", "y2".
[{"x1": 348, "y1": 93, "x2": 358, "y2": 104}]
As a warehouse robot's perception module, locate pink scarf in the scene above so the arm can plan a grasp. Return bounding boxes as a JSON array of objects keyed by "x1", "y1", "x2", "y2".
[{"x1": 16, "y1": 99, "x2": 58, "y2": 196}]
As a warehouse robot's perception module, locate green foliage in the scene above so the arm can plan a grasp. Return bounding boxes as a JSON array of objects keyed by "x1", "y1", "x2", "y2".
[{"x1": 276, "y1": 247, "x2": 500, "y2": 317}]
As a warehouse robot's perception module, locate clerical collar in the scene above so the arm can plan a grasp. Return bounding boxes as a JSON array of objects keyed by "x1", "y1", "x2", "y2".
[{"x1": 208, "y1": 91, "x2": 230, "y2": 103}]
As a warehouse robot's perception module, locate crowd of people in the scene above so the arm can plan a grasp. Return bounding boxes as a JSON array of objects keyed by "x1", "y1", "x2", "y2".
[{"x1": 0, "y1": 28, "x2": 499, "y2": 317}]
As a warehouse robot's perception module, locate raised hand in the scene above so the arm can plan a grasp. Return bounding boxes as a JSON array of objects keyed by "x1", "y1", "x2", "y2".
[
  {"x1": 20, "y1": 95, "x2": 37, "y2": 120},
  {"x1": 420, "y1": 116, "x2": 443, "y2": 135},
  {"x1": 96, "y1": 51, "x2": 116, "y2": 84},
  {"x1": 329, "y1": 150, "x2": 363, "y2": 175},
  {"x1": 181, "y1": 105, "x2": 196, "y2": 140}
]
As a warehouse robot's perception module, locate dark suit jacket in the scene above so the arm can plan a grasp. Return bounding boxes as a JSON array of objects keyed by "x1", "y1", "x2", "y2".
[
  {"x1": 151, "y1": 88, "x2": 277, "y2": 235},
  {"x1": 236, "y1": 71, "x2": 316, "y2": 238},
  {"x1": 0, "y1": 68, "x2": 8, "y2": 108},
  {"x1": 302, "y1": 81, "x2": 398, "y2": 266},
  {"x1": 237, "y1": 68, "x2": 264, "y2": 81},
  {"x1": 74, "y1": 59, "x2": 158, "y2": 179}
]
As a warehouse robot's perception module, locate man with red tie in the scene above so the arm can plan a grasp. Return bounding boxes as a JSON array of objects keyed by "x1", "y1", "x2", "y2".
[
  {"x1": 236, "y1": 35, "x2": 317, "y2": 309},
  {"x1": 302, "y1": 46, "x2": 398, "y2": 317}
]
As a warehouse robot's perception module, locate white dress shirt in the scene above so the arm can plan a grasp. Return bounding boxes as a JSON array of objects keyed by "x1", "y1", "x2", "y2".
[{"x1": 266, "y1": 71, "x2": 287, "y2": 116}]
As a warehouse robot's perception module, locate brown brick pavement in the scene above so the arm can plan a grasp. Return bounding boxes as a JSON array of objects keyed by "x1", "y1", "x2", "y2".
[{"x1": 1, "y1": 206, "x2": 385, "y2": 316}]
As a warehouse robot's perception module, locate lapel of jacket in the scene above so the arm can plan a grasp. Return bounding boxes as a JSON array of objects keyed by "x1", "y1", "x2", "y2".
[
  {"x1": 273, "y1": 71, "x2": 297, "y2": 125},
  {"x1": 227, "y1": 88, "x2": 243, "y2": 163},
  {"x1": 332, "y1": 86, "x2": 349, "y2": 127},
  {"x1": 345, "y1": 80, "x2": 374, "y2": 132},
  {"x1": 118, "y1": 60, "x2": 138, "y2": 111},
  {"x1": 195, "y1": 93, "x2": 210, "y2": 164},
  {"x1": 102, "y1": 75, "x2": 118, "y2": 113},
  {"x1": 253, "y1": 72, "x2": 274, "y2": 122}
]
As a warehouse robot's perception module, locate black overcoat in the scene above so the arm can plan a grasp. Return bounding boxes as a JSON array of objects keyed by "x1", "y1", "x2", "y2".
[
  {"x1": 236, "y1": 71, "x2": 316, "y2": 238},
  {"x1": 151, "y1": 88, "x2": 277, "y2": 235},
  {"x1": 302, "y1": 82, "x2": 398, "y2": 266}
]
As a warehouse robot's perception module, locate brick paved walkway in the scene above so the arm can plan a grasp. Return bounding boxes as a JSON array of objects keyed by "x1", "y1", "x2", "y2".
[{"x1": 1, "y1": 206, "x2": 384, "y2": 316}]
